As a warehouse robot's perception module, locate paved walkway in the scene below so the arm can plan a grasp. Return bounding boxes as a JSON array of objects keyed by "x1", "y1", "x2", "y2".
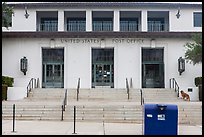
[{"x1": 2, "y1": 120, "x2": 202, "y2": 135}]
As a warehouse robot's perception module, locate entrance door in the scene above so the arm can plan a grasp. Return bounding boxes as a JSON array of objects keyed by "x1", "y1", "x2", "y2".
[
  {"x1": 142, "y1": 48, "x2": 164, "y2": 88},
  {"x1": 92, "y1": 48, "x2": 114, "y2": 88},
  {"x1": 93, "y1": 63, "x2": 113, "y2": 87},
  {"x1": 142, "y1": 64, "x2": 164, "y2": 88},
  {"x1": 43, "y1": 63, "x2": 64, "y2": 88},
  {"x1": 42, "y1": 48, "x2": 64, "y2": 88}
]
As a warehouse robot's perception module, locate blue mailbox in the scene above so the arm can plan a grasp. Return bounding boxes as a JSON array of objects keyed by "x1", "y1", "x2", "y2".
[{"x1": 144, "y1": 104, "x2": 178, "y2": 135}]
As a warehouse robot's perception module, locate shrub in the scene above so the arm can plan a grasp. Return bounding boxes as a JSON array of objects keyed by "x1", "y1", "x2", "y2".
[
  {"x1": 195, "y1": 77, "x2": 202, "y2": 87},
  {"x1": 2, "y1": 84, "x2": 8, "y2": 100},
  {"x1": 199, "y1": 85, "x2": 202, "y2": 101},
  {"x1": 2, "y1": 76, "x2": 14, "y2": 101},
  {"x1": 2, "y1": 76, "x2": 14, "y2": 87}
]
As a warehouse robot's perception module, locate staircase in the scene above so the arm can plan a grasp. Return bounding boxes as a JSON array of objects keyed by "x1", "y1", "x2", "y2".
[
  {"x1": 2, "y1": 88, "x2": 202, "y2": 125},
  {"x1": 142, "y1": 88, "x2": 180, "y2": 103}
]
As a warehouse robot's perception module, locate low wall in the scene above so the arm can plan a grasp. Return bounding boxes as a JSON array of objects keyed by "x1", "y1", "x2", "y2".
[{"x1": 7, "y1": 87, "x2": 27, "y2": 100}]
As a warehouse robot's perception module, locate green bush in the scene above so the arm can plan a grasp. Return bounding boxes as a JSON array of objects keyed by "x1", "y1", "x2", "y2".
[
  {"x1": 199, "y1": 85, "x2": 202, "y2": 101},
  {"x1": 2, "y1": 84, "x2": 8, "y2": 100},
  {"x1": 194, "y1": 77, "x2": 202, "y2": 87},
  {"x1": 2, "y1": 76, "x2": 14, "y2": 87}
]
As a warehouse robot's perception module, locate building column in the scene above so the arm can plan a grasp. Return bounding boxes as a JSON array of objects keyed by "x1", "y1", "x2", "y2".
[
  {"x1": 114, "y1": 10, "x2": 120, "y2": 31},
  {"x1": 141, "y1": 10, "x2": 147, "y2": 31},
  {"x1": 58, "y1": 10, "x2": 64, "y2": 31},
  {"x1": 86, "y1": 9, "x2": 92, "y2": 31}
]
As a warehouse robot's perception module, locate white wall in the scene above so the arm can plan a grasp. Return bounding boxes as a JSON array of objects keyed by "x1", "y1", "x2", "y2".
[
  {"x1": 113, "y1": 39, "x2": 141, "y2": 88},
  {"x1": 7, "y1": 87, "x2": 27, "y2": 100},
  {"x1": 169, "y1": 8, "x2": 202, "y2": 32},
  {"x1": 3, "y1": 9, "x2": 36, "y2": 31},
  {"x1": 2, "y1": 38, "x2": 42, "y2": 87},
  {"x1": 66, "y1": 41, "x2": 92, "y2": 89},
  {"x1": 163, "y1": 38, "x2": 202, "y2": 90}
]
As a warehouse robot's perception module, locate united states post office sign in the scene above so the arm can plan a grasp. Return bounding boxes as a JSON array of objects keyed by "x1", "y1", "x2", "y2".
[{"x1": 60, "y1": 38, "x2": 144, "y2": 44}]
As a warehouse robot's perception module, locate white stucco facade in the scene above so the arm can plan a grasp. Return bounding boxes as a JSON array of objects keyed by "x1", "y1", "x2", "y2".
[
  {"x1": 2, "y1": 2, "x2": 202, "y2": 96},
  {"x1": 2, "y1": 37, "x2": 202, "y2": 90}
]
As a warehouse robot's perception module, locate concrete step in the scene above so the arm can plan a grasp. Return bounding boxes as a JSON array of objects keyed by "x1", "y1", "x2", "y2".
[{"x1": 2, "y1": 88, "x2": 202, "y2": 125}]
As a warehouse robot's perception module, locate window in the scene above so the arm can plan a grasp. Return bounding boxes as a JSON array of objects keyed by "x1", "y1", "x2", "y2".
[
  {"x1": 142, "y1": 48, "x2": 164, "y2": 63},
  {"x1": 194, "y1": 12, "x2": 202, "y2": 27},
  {"x1": 92, "y1": 18, "x2": 113, "y2": 31},
  {"x1": 120, "y1": 18, "x2": 139, "y2": 31},
  {"x1": 67, "y1": 18, "x2": 86, "y2": 31},
  {"x1": 148, "y1": 18, "x2": 165, "y2": 32},
  {"x1": 40, "y1": 18, "x2": 58, "y2": 31}
]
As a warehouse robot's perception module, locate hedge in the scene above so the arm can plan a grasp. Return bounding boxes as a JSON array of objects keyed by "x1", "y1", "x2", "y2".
[
  {"x1": 2, "y1": 84, "x2": 8, "y2": 100},
  {"x1": 199, "y1": 85, "x2": 202, "y2": 101},
  {"x1": 2, "y1": 76, "x2": 14, "y2": 101},
  {"x1": 195, "y1": 77, "x2": 202, "y2": 87}
]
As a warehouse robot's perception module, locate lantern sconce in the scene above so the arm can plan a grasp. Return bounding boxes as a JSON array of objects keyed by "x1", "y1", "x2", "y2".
[
  {"x1": 176, "y1": 6, "x2": 181, "y2": 19},
  {"x1": 24, "y1": 6, "x2": 29, "y2": 19},
  {"x1": 150, "y1": 38, "x2": 156, "y2": 48},
  {"x1": 20, "y1": 56, "x2": 28, "y2": 75},
  {"x1": 50, "y1": 38, "x2": 56, "y2": 48},
  {"x1": 178, "y1": 57, "x2": 185, "y2": 75}
]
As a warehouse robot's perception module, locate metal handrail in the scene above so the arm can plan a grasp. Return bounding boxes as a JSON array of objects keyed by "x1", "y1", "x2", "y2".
[
  {"x1": 77, "y1": 78, "x2": 80, "y2": 101},
  {"x1": 36, "y1": 78, "x2": 40, "y2": 88},
  {"x1": 169, "y1": 78, "x2": 180, "y2": 97},
  {"x1": 63, "y1": 89, "x2": 67, "y2": 111},
  {"x1": 26, "y1": 78, "x2": 37, "y2": 97},
  {"x1": 61, "y1": 89, "x2": 68, "y2": 120},
  {"x1": 126, "y1": 78, "x2": 130, "y2": 100},
  {"x1": 140, "y1": 89, "x2": 144, "y2": 105},
  {"x1": 130, "y1": 78, "x2": 133, "y2": 88}
]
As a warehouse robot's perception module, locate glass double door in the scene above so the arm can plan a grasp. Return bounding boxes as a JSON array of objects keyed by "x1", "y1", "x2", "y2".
[
  {"x1": 92, "y1": 63, "x2": 114, "y2": 88},
  {"x1": 142, "y1": 63, "x2": 164, "y2": 88},
  {"x1": 42, "y1": 48, "x2": 64, "y2": 88},
  {"x1": 142, "y1": 48, "x2": 164, "y2": 88},
  {"x1": 43, "y1": 63, "x2": 64, "y2": 88},
  {"x1": 92, "y1": 48, "x2": 114, "y2": 88}
]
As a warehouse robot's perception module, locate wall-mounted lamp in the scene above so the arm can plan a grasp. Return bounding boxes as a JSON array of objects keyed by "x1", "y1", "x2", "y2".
[
  {"x1": 100, "y1": 38, "x2": 105, "y2": 48},
  {"x1": 20, "y1": 56, "x2": 28, "y2": 75},
  {"x1": 178, "y1": 56, "x2": 185, "y2": 75},
  {"x1": 176, "y1": 7, "x2": 181, "y2": 19},
  {"x1": 150, "y1": 38, "x2": 156, "y2": 48},
  {"x1": 50, "y1": 38, "x2": 56, "y2": 48},
  {"x1": 24, "y1": 6, "x2": 29, "y2": 19}
]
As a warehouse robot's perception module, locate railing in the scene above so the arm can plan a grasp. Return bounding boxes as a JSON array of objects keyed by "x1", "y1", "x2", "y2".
[
  {"x1": 93, "y1": 21, "x2": 113, "y2": 31},
  {"x1": 63, "y1": 89, "x2": 67, "y2": 111},
  {"x1": 120, "y1": 22, "x2": 139, "y2": 32},
  {"x1": 148, "y1": 22, "x2": 169, "y2": 32},
  {"x1": 76, "y1": 78, "x2": 80, "y2": 101},
  {"x1": 140, "y1": 89, "x2": 144, "y2": 105},
  {"x1": 126, "y1": 78, "x2": 130, "y2": 100},
  {"x1": 61, "y1": 89, "x2": 67, "y2": 121},
  {"x1": 170, "y1": 78, "x2": 180, "y2": 97},
  {"x1": 27, "y1": 78, "x2": 39, "y2": 97},
  {"x1": 39, "y1": 23, "x2": 58, "y2": 31},
  {"x1": 130, "y1": 78, "x2": 133, "y2": 88},
  {"x1": 66, "y1": 21, "x2": 86, "y2": 32}
]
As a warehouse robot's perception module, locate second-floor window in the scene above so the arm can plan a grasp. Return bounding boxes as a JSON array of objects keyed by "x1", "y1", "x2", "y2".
[
  {"x1": 67, "y1": 18, "x2": 86, "y2": 32},
  {"x1": 193, "y1": 12, "x2": 202, "y2": 27},
  {"x1": 120, "y1": 18, "x2": 139, "y2": 31},
  {"x1": 148, "y1": 18, "x2": 165, "y2": 32},
  {"x1": 93, "y1": 18, "x2": 113, "y2": 31},
  {"x1": 40, "y1": 18, "x2": 58, "y2": 31}
]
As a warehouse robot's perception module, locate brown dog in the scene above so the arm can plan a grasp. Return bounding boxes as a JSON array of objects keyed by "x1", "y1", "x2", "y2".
[{"x1": 180, "y1": 90, "x2": 190, "y2": 101}]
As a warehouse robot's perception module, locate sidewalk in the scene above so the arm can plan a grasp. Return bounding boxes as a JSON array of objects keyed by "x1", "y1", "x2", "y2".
[{"x1": 2, "y1": 120, "x2": 202, "y2": 135}]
